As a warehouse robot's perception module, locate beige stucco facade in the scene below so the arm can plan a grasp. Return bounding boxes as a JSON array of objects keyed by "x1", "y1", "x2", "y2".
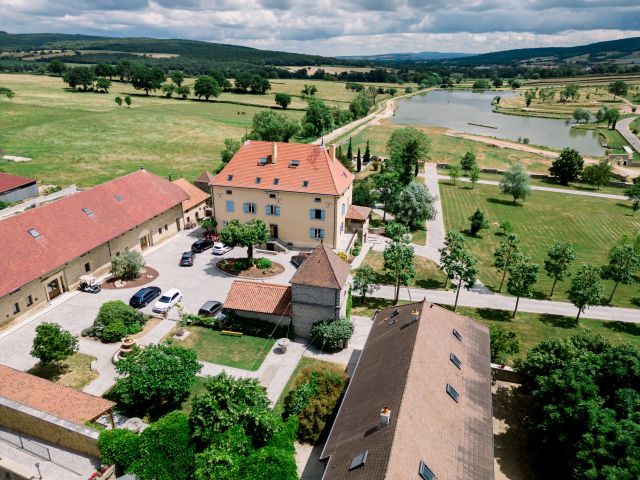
[
  {"x1": 212, "y1": 185, "x2": 353, "y2": 249},
  {"x1": 183, "y1": 202, "x2": 208, "y2": 226},
  {"x1": 0, "y1": 205, "x2": 183, "y2": 326}
]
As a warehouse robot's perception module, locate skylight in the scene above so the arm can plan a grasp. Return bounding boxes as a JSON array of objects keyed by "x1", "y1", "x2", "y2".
[
  {"x1": 28, "y1": 228, "x2": 41, "y2": 238},
  {"x1": 349, "y1": 450, "x2": 368, "y2": 470},
  {"x1": 227, "y1": 175, "x2": 233, "y2": 181},
  {"x1": 289, "y1": 159, "x2": 300, "y2": 168},
  {"x1": 114, "y1": 194, "x2": 124, "y2": 202},
  {"x1": 255, "y1": 177, "x2": 262, "y2": 184},
  {"x1": 452, "y1": 328, "x2": 463, "y2": 342},
  {"x1": 450, "y1": 353, "x2": 462, "y2": 370},
  {"x1": 302, "y1": 180, "x2": 309, "y2": 187},
  {"x1": 258, "y1": 157, "x2": 268, "y2": 165},
  {"x1": 82, "y1": 207, "x2": 93, "y2": 216},
  {"x1": 419, "y1": 461, "x2": 437, "y2": 480},
  {"x1": 446, "y1": 384, "x2": 459, "y2": 403}
]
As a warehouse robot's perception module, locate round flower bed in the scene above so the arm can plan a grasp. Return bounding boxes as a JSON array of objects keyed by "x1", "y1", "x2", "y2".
[
  {"x1": 101, "y1": 266, "x2": 159, "y2": 289},
  {"x1": 216, "y1": 257, "x2": 285, "y2": 278}
]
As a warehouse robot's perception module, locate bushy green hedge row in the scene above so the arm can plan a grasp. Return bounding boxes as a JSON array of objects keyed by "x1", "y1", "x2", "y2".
[
  {"x1": 284, "y1": 364, "x2": 347, "y2": 443},
  {"x1": 87, "y1": 300, "x2": 147, "y2": 342}
]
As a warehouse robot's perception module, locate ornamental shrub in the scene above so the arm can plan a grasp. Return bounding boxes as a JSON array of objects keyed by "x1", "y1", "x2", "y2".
[
  {"x1": 255, "y1": 257, "x2": 272, "y2": 270},
  {"x1": 93, "y1": 300, "x2": 146, "y2": 342},
  {"x1": 101, "y1": 320, "x2": 134, "y2": 343},
  {"x1": 310, "y1": 318, "x2": 354, "y2": 352},
  {"x1": 97, "y1": 428, "x2": 140, "y2": 474},
  {"x1": 110, "y1": 250, "x2": 145, "y2": 280},
  {"x1": 284, "y1": 365, "x2": 347, "y2": 443}
]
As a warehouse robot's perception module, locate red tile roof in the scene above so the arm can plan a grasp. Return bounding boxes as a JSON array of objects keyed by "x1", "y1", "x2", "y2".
[
  {"x1": 0, "y1": 364, "x2": 115, "y2": 425},
  {"x1": 212, "y1": 141, "x2": 354, "y2": 196},
  {"x1": 0, "y1": 173, "x2": 36, "y2": 194},
  {"x1": 346, "y1": 205, "x2": 371, "y2": 221},
  {"x1": 290, "y1": 244, "x2": 351, "y2": 290},
  {"x1": 224, "y1": 280, "x2": 292, "y2": 316},
  {"x1": 172, "y1": 178, "x2": 210, "y2": 211},
  {"x1": 0, "y1": 170, "x2": 188, "y2": 298}
]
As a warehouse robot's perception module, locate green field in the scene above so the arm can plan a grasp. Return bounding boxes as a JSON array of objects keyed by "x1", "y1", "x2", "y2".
[
  {"x1": 0, "y1": 74, "x2": 385, "y2": 186},
  {"x1": 439, "y1": 182, "x2": 640, "y2": 307},
  {"x1": 359, "y1": 249, "x2": 446, "y2": 289},
  {"x1": 453, "y1": 306, "x2": 640, "y2": 364},
  {"x1": 349, "y1": 122, "x2": 554, "y2": 173}
]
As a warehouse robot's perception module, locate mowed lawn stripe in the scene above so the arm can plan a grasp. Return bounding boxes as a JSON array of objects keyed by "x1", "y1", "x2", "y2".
[{"x1": 439, "y1": 181, "x2": 640, "y2": 308}]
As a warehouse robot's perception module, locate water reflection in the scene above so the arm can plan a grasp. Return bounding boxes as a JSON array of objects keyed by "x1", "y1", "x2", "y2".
[{"x1": 393, "y1": 90, "x2": 604, "y2": 156}]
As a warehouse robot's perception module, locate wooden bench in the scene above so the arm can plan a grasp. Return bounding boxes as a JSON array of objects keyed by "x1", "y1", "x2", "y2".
[{"x1": 221, "y1": 330, "x2": 243, "y2": 337}]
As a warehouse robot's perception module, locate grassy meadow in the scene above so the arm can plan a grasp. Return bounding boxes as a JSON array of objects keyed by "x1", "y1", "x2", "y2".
[
  {"x1": 439, "y1": 181, "x2": 640, "y2": 308},
  {"x1": 349, "y1": 121, "x2": 555, "y2": 173},
  {"x1": 0, "y1": 73, "x2": 396, "y2": 186}
]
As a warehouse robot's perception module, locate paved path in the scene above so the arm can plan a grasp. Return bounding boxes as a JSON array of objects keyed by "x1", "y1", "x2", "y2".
[
  {"x1": 436, "y1": 175, "x2": 628, "y2": 200},
  {"x1": 373, "y1": 285, "x2": 640, "y2": 323},
  {"x1": 418, "y1": 164, "x2": 446, "y2": 262},
  {"x1": 616, "y1": 116, "x2": 640, "y2": 155}
]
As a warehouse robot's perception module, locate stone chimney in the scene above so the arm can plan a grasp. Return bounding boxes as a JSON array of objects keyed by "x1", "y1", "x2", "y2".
[
  {"x1": 379, "y1": 406, "x2": 391, "y2": 427},
  {"x1": 329, "y1": 143, "x2": 337, "y2": 162},
  {"x1": 272, "y1": 142, "x2": 277, "y2": 164}
]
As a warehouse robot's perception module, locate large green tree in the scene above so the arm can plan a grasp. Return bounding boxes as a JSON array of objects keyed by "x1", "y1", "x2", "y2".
[
  {"x1": 249, "y1": 111, "x2": 300, "y2": 142},
  {"x1": 460, "y1": 151, "x2": 477, "y2": 175},
  {"x1": 386, "y1": 127, "x2": 431, "y2": 183},
  {"x1": 392, "y1": 182, "x2": 436, "y2": 230},
  {"x1": 567, "y1": 264, "x2": 604, "y2": 322},
  {"x1": 549, "y1": 148, "x2": 584, "y2": 186},
  {"x1": 383, "y1": 223, "x2": 416, "y2": 304},
  {"x1": 352, "y1": 265, "x2": 379, "y2": 301},
  {"x1": 194, "y1": 76, "x2": 222, "y2": 101},
  {"x1": 625, "y1": 178, "x2": 640, "y2": 216},
  {"x1": 489, "y1": 326, "x2": 520, "y2": 364},
  {"x1": 493, "y1": 234, "x2": 522, "y2": 292},
  {"x1": 506, "y1": 256, "x2": 539, "y2": 317},
  {"x1": 608, "y1": 80, "x2": 629, "y2": 100},
  {"x1": 581, "y1": 159, "x2": 611, "y2": 190},
  {"x1": 544, "y1": 241, "x2": 576, "y2": 297},
  {"x1": 438, "y1": 232, "x2": 478, "y2": 310},
  {"x1": 499, "y1": 163, "x2": 531, "y2": 204},
  {"x1": 110, "y1": 343, "x2": 202, "y2": 412},
  {"x1": 170, "y1": 70, "x2": 185, "y2": 87},
  {"x1": 130, "y1": 66, "x2": 165, "y2": 95},
  {"x1": 219, "y1": 219, "x2": 269, "y2": 261},
  {"x1": 30, "y1": 322, "x2": 78, "y2": 366},
  {"x1": 274, "y1": 93, "x2": 292, "y2": 109},
  {"x1": 373, "y1": 171, "x2": 401, "y2": 221},
  {"x1": 302, "y1": 98, "x2": 333, "y2": 137},
  {"x1": 602, "y1": 244, "x2": 640, "y2": 303},
  {"x1": 349, "y1": 91, "x2": 373, "y2": 118},
  {"x1": 63, "y1": 66, "x2": 95, "y2": 91}
]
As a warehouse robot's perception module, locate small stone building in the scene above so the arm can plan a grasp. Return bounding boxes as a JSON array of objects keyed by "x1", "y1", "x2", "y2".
[
  {"x1": 222, "y1": 245, "x2": 351, "y2": 338},
  {"x1": 345, "y1": 205, "x2": 371, "y2": 244},
  {"x1": 172, "y1": 178, "x2": 210, "y2": 226}
]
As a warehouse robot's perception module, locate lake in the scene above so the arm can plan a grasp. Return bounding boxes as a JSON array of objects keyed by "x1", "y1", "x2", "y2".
[{"x1": 392, "y1": 90, "x2": 605, "y2": 156}]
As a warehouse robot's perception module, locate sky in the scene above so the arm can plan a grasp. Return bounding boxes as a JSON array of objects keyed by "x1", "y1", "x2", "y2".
[{"x1": 1, "y1": 0, "x2": 640, "y2": 56}]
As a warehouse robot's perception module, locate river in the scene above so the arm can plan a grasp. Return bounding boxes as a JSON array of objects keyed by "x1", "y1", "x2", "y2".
[{"x1": 392, "y1": 90, "x2": 605, "y2": 156}]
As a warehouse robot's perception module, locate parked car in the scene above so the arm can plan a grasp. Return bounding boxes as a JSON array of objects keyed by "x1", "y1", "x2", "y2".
[
  {"x1": 191, "y1": 238, "x2": 214, "y2": 253},
  {"x1": 153, "y1": 288, "x2": 182, "y2": 313},
  {"x1": 291, "y1": 253, "x2": 310, "y2": 268},
  {"x1": 129, "y1": 286, "x2": 161, "y2": 308},
  {"x1": 198, "y1": 300, "x2": 224, "y2": 318},
  {"x1": 180, "y1": 251, "x2": 195, "y2": 266},
  {"x1": 212, "y1": 242, "x2": 232, "y2": 255}
]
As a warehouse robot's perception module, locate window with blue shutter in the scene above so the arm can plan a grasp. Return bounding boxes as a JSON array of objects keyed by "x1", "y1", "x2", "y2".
[
  {"x1": 310, "y1": 228, "x2": 325, "y2": 239},
  {"x1": 226, "y1": 200, "x2": 234, "y2": 213},
  {"x1": 319, "y1": 228, "x2": 325, "y2": 239},
  {"x1": 321, "y1": 210, "x2": 325, "y2": 220},
  {"x1": 275, "y1": 206, "x2": 280, "y2": 216},
  {"x1": 310, "y1": 209, "x2": 325, "y2": 220},
  {"x1": 309, "y1": 227, "x2": 315, "y2": 239},
  {"x1": 243, "y1": 203, "x2": 256, "y2": 214},
  {"x1": 243, "y1": 203, "x2": 249, "y2": 214}
]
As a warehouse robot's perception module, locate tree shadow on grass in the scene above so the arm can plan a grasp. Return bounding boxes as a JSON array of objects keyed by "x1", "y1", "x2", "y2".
[
  {"x1": 473, "y1": 308, "x2": 512, "y2": 322},
  {"x1": 415, "y1": 277, "x2": 445, "y2": 289},
  {"x1": 487, "y1": 198, "x2": 523, "y2": 207},
  {"x1": 601, "y1": 321, "x2": 640, "y2": 337},
  {"x1": 28, "y1": 362, "x2": 69, "y2": 383},
  {"x1": 538, "y1": 313, "x2": 576, "y2": 329}
]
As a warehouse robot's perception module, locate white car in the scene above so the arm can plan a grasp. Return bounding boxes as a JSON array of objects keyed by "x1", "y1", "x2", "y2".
[
  {"x1": 152, "y1": 288, "x2": 182, "y2": 313},
  {"x1": 212, "y1": 242, "x2": 232, "y2": 255}
]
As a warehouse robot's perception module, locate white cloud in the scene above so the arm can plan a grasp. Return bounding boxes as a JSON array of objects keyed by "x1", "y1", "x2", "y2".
[{"x1": 0, "y1": 0, "x2": 638, "y2": 55}]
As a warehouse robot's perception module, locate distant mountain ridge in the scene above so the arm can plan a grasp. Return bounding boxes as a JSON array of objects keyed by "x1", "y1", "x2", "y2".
[{"x1": 339, "y1": 51, "x2": 472, "y2": 61}]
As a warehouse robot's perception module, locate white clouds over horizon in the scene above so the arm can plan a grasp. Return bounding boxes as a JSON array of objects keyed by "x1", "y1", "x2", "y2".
[{"x1": 0, "y1": 0, "x2": 639, "y2": 55}]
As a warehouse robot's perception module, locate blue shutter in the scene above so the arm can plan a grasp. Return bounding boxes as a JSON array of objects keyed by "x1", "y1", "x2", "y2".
[
  {"x1": 275, "y1": 206, "x2": 280, "y2": 216},
  {"x1": 243, "y1": 203, "x2": 249, "y2": 214},
  {"x1": 265, "y1": 205, "x2": 270, "y2": 216},
  {"x1": 320, "y1": 210, "x2": 325, "y2": 220},
  {"x1": 320, "y1": 229, "x2": 325, "y2": 239},
  {"x1": 310, "y1": 228, "x2": 315, "y2": 239},
  {"x1": 226, "y1": 200, "x2": 234, "y2": 213},
  {"x1": 310, "y1": 209, "x2": 314, "y2": 220}
]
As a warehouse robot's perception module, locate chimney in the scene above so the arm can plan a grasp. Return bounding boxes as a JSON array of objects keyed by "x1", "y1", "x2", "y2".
[
  {"x1": 272, "y1": 142, "x2": 277, "y2": 164},
  {"x1": 379, "y1": 406, "x2": 391, "y2": 427},
  {"x1": 329, "y1": 143, "x2": 337, "y2": 162}
]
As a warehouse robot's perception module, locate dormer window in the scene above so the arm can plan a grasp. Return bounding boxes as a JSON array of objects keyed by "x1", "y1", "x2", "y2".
[
  {"x1": 114, "y1": 194, "x2": 124, "y2": 202},
  {"x1": 258, "y1": 157, "x2": 268, "y2": 166},
  {"x1": 302, "y1": 180, "x2": 309, "y2": 188},
  {"x1": 273, "y1": 178, "x2": 279, "y2": 185},
  {"x1": 289, "y1": 160, "x2": 300, "y2": 168},
  {"x1": 227, "y1": 175, "x2": 233, "y2": 181},
  {"x1": 28, "y1": 228, "x2": 41, "y2": 238},
  {"x1": 255, "y1": 177, "x2": 262, "y2": 184}
]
